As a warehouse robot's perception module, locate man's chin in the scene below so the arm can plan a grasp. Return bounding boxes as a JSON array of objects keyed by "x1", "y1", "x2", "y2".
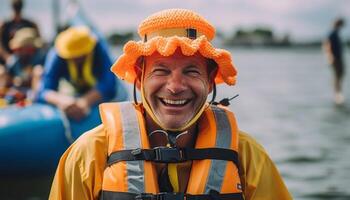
[
  {"x1": 155, "y1": 113, "x2": 191, "y2": 130},
  {"x1": 160, "y1": 120, "x2": 189, "y2": 131}
]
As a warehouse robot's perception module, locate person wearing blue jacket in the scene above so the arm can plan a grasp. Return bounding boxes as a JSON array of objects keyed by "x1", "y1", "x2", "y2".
[{"x1": 37, "y1": 26, "x2": 116, "y2": 121}]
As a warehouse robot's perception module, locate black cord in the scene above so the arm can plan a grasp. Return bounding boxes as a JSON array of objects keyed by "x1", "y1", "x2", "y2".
[
  {"x1": 210, "y1": 83, "x2": 239, "y2": 107},
  {"x1": 209, "y1": 83, "x2": 217, "y2": 104},
  {"x1": 217, "y1": 94, "x2": 239, "y2": 106},
  {"x1": 133, "y1": 78, "x2": 138, "y2": 105}
]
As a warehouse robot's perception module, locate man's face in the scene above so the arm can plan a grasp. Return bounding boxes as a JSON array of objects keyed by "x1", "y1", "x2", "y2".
[{"x1": 142, "y1": 50, "x2": 214, "y2": 130}]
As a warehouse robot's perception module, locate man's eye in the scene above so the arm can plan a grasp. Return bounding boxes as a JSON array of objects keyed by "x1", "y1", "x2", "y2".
[
  {"x1": 185, "y1": 70, "x2": 201, "y2": 76},
  {"x1": 152, "y1": 68, "x2": 169, "y2": 75}
]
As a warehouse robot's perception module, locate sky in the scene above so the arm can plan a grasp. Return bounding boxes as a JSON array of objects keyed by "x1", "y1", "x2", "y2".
[{"x1": 0, "y1": 0, "x2": 349, "y2": 42}]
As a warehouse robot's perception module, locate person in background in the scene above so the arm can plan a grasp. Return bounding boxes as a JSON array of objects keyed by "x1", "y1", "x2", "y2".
[
  {"x1": 324, "y1": 18, "x2": 346, "y2": 105},
  {"x1": 0, "y1": 0, "x2": 40, "y2": 64},
  {"x1": 36, "y1": 26, "x2": 117, "y2": 121},
  {"x1": 49, "y1": 9, "x2": 292, "y2": 200},
  {"x1": 0, "y1": 39, "x2": 7, "y2": 97},
  {"x1": 0, "y1": 21, "x2": 6, "y2": 96},
  {"x1": 0, "y1": 27, "x2": 46, "y2": 104}
]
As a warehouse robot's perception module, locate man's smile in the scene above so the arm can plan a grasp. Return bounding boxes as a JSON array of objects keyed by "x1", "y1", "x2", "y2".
[{"x1": 159, "y1": 98, "x2": 191, "y2": 107}]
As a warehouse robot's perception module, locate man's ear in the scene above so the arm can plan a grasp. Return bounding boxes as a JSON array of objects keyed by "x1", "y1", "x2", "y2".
[{"x1": 136, "y1": 79, "x2": 141, "y2": 90}]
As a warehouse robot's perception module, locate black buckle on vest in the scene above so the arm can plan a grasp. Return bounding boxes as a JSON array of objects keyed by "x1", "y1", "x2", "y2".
[
  {"x1": 135, "y1": 193, "x2": 183, "y2": 200},
  {"x1": 154, "y1": 147, "x2": 186, "y2": 163},
  {"x1": 131, "y1": 148, "x2": 145, "y2": 160}
]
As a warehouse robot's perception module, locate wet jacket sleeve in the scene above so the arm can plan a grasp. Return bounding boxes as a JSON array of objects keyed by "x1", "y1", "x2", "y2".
[
  {"x1": 36, "y1": 48, "x2": 65, "y2": 103},
  {"x1": 49, "y1": 125, "x2": 107, "y2": 200},
  {"x1": 93, "y1": 42, "x2": 116, "y2": 102},
  {"x1": 238, "y1": 131, "x2": 292, "y2": 200}
]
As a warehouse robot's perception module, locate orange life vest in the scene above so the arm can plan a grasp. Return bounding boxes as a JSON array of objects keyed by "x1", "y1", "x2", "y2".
[{"x1": 99, "y1": 102, "x2": 243, "y2": 200}]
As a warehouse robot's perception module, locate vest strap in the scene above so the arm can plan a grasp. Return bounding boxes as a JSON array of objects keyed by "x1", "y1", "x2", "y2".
[
  {"x1": 100, "y1": 191, "x2": 244, "y2": 200},
  {"x1": 107, "y1": 147, "x2": 239, "y2": 166}
]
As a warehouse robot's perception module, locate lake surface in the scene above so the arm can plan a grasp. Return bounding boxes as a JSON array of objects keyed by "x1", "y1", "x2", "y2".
[
  {"x1": 226, "y1": 47, "x2": 350, "y2": 200},
  {"x1": 1, "y1": 47, "x2": 350, "y2": 200}
]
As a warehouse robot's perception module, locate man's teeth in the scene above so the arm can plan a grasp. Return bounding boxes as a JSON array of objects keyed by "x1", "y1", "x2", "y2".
[{"x1": 163, "y1": 99, "x2": 187, "y2": 105}]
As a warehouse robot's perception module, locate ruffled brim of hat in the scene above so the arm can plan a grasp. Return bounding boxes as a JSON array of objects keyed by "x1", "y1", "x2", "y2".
[{"x1": 111, "y1": 35, "x2": 237, "y2": 85}]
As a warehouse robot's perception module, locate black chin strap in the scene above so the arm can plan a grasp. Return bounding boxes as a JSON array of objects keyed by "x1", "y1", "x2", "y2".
[
  {"x1": 133, "y1": 78, "x2": 139, "y2": 105},
  {"x1": 209, "y1": 82, "x2": 217, "y2": 104}
]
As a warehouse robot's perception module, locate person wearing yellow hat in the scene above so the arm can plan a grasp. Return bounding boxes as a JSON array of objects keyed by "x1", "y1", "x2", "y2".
[
  {"x1": 0, "y1": 27, "x2": 45, "y2": 104},
  {"x1": 49, "y1": 9, "x2": 292, "y2": 200},
  {"x1": 36, "y1": 26, "x2": 118, "y2": 121}
]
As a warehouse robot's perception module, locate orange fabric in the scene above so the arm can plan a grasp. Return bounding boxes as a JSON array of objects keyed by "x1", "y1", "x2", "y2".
[
  {"x1": 99, "y1": 103, "x2": 160, "y2": 193},
  {"x1": 186, "y1": 107, "x2": 216, "y2": 194},
  {"x1": 111, "y1": 9, "x2": 237, "y2": 86},
  {"x1": 186, "y1": 107, "x2": 241, "y2": 195},
  {"x1": 102, "y1": 163, "x2": 128, "y2": 191},
  {"x1": 138, "y1": 9, "x2": 215, "y2": 41},
  {"x1": 221, "y1": 107, "x2": 241, "y2": 192},
  {"x1": 99, "y1": 103, "x2": 124, "y2": 156},
  {"x1": 99, "y1": 103, "x2": 128, "y2": 191},
  {"x1": 221, "y1": 160, "x2": 241, "y2": 193}
]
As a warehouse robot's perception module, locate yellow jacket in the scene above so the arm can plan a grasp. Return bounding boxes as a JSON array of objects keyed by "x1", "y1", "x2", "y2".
[{"x1": 49, "y1": 123, "x2": 292, "y2": 200}]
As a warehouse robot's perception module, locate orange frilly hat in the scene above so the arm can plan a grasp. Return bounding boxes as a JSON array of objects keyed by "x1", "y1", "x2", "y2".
[{"x1": 111, "y1": 8, "x2": 237, "y2": 85}]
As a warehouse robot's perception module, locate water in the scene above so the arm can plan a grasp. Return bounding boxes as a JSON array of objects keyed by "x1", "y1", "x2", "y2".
[
  {"x1": 224, "y1": 47, "x2": 350, "y2": 199},
  {"x1": 1, "y1": 47, "x2": 350, "y2": 199}
]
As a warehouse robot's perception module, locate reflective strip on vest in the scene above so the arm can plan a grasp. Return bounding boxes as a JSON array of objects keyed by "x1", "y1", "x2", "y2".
[
  {"x1": 119, "y1": 102, "x2": 145, "y2": 193},
  {"x1": 100, "y1": 102, "x2": 148, "y2": 194},
  {"x1": 204, "y1": 105, "x2": 232, "y2": 193}
]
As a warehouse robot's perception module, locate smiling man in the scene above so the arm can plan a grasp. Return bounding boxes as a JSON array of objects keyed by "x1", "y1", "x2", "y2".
[
  {"x1": 141, "y1": 50, "x2": 213, "y2": 132},
  {"x1": 49, "y1": 9, "x2": 292, "y2": 200}
]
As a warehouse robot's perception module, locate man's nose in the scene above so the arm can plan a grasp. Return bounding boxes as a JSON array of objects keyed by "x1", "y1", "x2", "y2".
[{"x1": 166, "y1": 73, "x2": 186, "y2": 94}]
